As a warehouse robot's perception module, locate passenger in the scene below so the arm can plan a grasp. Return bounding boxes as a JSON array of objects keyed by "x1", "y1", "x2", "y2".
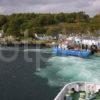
[
  {"x1": 65, "y1": 94, "x2": 72, "y2": 100},
  {"x1": 71, "y1": 88, "x2": 76, "y2": 92},
  {"x1": 62, "y1": 43, "x2": 65, "y2": 49},
  {"x1": 64, "y1": 45, "x2": 68, "y2": 50},
  {"x1": 58, "y1": 44, "x2": 61, "y2": 48},
  {"x1": 79, "y1": 92, "x2": 86, "y2": 100},
  {"x1": 65, "y1": 88, "x2": 79, "y2": 100},
  {"x1": 65, "y1": 89, "x2": 73, "y2": 100},
  {"x1": 86, "y1": 45, "x2": 88, "y2": 50},
  {"x1": 82, "y1": 44, "x2": 85, "y2": 50}
]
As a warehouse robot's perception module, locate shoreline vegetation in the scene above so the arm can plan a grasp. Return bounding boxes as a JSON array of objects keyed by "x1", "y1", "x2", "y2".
[{"x1": 0, "y1": 12, "x2": 100, "y2": 49}]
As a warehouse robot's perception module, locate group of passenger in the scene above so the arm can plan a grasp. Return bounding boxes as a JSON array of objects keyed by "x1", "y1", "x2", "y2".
[
  {"x1": 58, "y1": 40, "x2": 69, "y2": 50},
  {"x1": 57, "y1": 39, "x2": 98, "y2": 54},
  {"x1": 65, "y1": 87, "x2": 100, "y2": 100}
]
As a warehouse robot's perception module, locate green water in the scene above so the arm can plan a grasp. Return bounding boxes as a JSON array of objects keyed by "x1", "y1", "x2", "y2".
[
  {"x1": 35, "y1": 54, "x2": 100, "y2": 87},
  {"x1": 0, "y1": 48, "x2": 99, "y2": 100}
]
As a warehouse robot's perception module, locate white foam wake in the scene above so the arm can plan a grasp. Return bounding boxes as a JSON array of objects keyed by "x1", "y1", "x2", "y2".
[{"x1": 35, "y1": 56, "x2": 100, "y2": 87}]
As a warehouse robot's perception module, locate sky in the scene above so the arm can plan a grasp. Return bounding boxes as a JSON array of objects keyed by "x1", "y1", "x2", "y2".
[{"x1": 0, "y1": 0, "x2": 100, "y2": 16}]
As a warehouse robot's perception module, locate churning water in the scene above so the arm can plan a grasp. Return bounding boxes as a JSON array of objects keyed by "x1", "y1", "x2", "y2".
[{"x1": 35, "y1": 53, "x2": 100, "y2": 87}]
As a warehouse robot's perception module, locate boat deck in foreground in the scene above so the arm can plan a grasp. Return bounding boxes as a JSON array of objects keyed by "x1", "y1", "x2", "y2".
[{"x1": 54, "y1": 82, "x2": 100, "y2": 100}]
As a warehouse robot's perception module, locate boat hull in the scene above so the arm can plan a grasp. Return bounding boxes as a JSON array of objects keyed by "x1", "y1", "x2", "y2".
[{"x1": 53, "y1": 47, "x2": 91, "y2": 58}]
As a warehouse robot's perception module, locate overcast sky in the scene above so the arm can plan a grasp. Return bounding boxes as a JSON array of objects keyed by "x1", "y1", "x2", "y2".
[{"x1": 0, "y1": 0, "x2": 100, "y2": 16}]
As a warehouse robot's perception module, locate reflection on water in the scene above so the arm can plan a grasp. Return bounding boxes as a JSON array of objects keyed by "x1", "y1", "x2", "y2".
[{"x1": 35, "y1": 55, "x2": 100, "y2": 87}]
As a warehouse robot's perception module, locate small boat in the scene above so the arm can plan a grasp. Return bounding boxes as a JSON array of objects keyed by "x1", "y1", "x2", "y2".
[
  {"x1": 54, "y1": 82, "x2": 100, "y2": 100},
  {"x1": 53, "y1": 47, "x2": 92, "y2": 58}
]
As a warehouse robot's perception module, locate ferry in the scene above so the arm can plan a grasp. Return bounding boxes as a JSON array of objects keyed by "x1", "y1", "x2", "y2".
[
  {"x1": 54, "y1": 82, "x2": 100, "y2": 100},
  {"x1": 52, "y1": 35, "x2": 99, "y2": 58}
]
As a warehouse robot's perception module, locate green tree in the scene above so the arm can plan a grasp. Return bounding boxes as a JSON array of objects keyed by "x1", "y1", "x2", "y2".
[
  {"x1": 46, "y1": 26, "x2": 61, "y2": 35},
  {"x1": 0, "y1": 15, "x2": 7, "y2": 27},
  {"x1": 6, "y1": 18, "x2": 24, "y2": 36}
]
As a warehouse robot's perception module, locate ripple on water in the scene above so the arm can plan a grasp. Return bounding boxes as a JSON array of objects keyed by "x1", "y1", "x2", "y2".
[{"x1": 35, "y1": 55, "x2": 100, "y2": 87}]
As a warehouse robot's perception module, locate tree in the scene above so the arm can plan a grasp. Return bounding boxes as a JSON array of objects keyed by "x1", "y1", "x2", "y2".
[
  {"x1": 0, "y1": 12, "x2": 100, "y2": 37},
  {"x1": 54, "y1": 13, "x2": 66, "y2": 23},
  {"x1": 46, "y1": 26, "x2": 61, "y2": 35},
  {"x1": 90, "y1": 14, "x2": 100, "y2": 31},
  {"x1": 6, "y1": 18, "x2": 24, "y2": 36},
  {"x1": 0, "y1": 15, "x2": 7, "y2": 27}
]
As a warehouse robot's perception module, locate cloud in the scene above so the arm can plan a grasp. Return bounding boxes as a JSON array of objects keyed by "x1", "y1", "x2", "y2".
[
  {"x1": 0, "y1": 6, "x2": 5, "y2": 14},
  {"x1": 0, "y1": 0, "x2": 100, "y2": 16}
]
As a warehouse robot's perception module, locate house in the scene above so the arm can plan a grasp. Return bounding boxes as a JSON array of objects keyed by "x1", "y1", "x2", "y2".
[{"x1": 34, "y1": 33, "x2": 56, "y2": 40}]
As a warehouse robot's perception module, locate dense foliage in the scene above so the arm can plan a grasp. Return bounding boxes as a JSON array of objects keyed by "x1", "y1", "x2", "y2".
[{"x1": 0, "y1": 12, "x2": 100, "y2": 38}]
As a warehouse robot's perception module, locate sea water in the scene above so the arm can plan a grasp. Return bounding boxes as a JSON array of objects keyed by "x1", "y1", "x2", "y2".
[
  {"x1": 35, "y1": 51, "x2": 100, "y2": 87},
  {"x1": 0, "y1": 47, "x2": 100, "y2": 100}
]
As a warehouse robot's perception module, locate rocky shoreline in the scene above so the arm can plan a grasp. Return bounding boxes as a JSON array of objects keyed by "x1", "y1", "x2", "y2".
[{"x1": 0, "y1": 41, "x2": 53, "y2": 48}]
